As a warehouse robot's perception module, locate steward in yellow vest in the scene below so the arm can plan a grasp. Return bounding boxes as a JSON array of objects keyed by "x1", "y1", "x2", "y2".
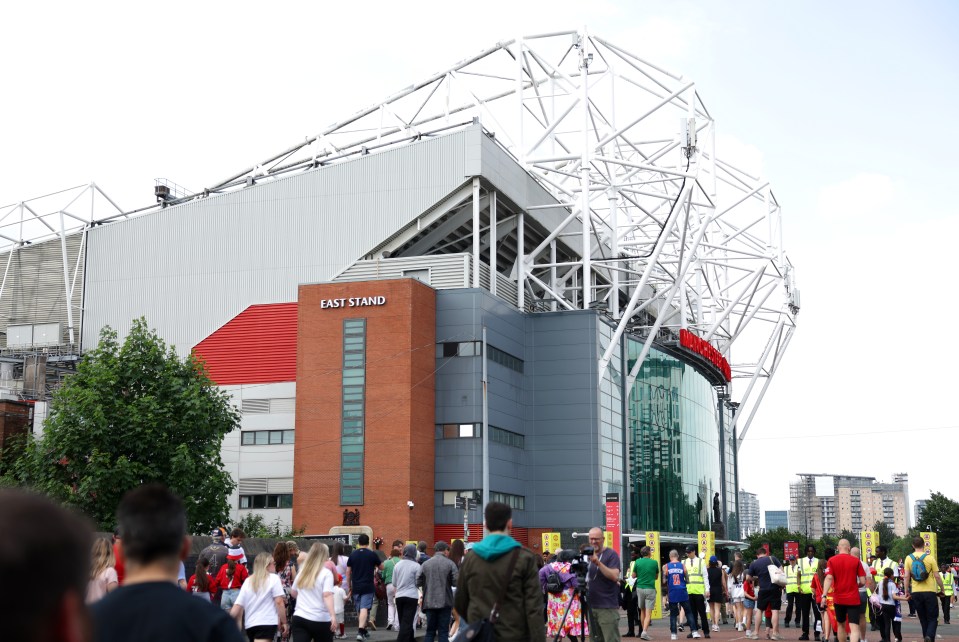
[{"x1": 794, "y1": 546, "x2": 820, "y2": 640}]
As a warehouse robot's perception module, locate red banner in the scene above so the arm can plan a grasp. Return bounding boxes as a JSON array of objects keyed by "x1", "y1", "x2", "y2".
[
  {"x1": 784, "y1": 541, "x2": 799, "y2": 560},
  {"x1": 605, "y1": 492, "x2": 621, "y2": 559},
  {"x1": 678, "y1": 329, "x2": 731, "y2": 381}
]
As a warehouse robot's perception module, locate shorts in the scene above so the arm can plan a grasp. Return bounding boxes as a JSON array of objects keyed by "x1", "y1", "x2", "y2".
[
  {"x1": 636, "y1": 588, "x2": 657, "y2": 610},
  {"x1": 730, "y1": 596, "x2": 744, "y2": 604},
  {"x1": 757, "y1": 588, "x2": 782, "y2": 611},
  {"x1": 220, "y1": 587, "x2": 240, "y2": 611},
  {"x1": 708, "y1": 593, "x2": 725, "y2": 604},
  {"x1": 354, "y1": 592, "x2": 374, "y2": 611},
  {"x1": 246, "y1": 625, "x2": 278, "y2": 641},
  {"x1": 834, "y1": 603, "x2": 861, "y2": 624},
  {"x1": 859, "y1": 591, "x2": 867, "y2": 608},
  {"x1": 744, "y1": 598, "x2": 756, "y2": 609}
]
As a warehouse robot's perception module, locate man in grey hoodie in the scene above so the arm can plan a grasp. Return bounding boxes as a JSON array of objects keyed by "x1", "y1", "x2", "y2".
[
  {"x1": 454, "y1": 502, "x2": 546, "y2": 642},
  {"x1": 420, "y1": 541, "x2": 459, "y2": 642}
]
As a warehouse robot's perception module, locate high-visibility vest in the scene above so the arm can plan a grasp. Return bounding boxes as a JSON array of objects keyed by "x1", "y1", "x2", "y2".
[
  {"x1": 785, "y1": 564, "x2": 799, "y2": 593},
  {"x1": 872, "y1": 557, "x2": 897, "y2": 578},
  {"x1": 943, "y1": 573, "x2": 954, "y2": 597},
  {"x1": 684, "y1": 557, "x2": 706, "y2": 595},
  {"x1": 797, "y1": 557, "x2": 818, "y2": 593}
]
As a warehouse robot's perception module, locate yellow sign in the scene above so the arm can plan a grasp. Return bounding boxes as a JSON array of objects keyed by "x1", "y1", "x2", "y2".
[
  {"x1": 698, "y1": 530, "x2": 715, "y2": 562},
  {"x1": 921, "y1": 532, "x2": 938, "y2": 561},
  {"x1": 541, "y1": 532, "x2": 561, "y2": 553},
  {"x1": 860, "y1": 531, "x2": 879, "y2": 561},
  {"x1": 604, "y1": 531, "x2": 615, "y2": 549},
  {"x1": 646, "y1": 531, "x2": 663, "y2": 619}
]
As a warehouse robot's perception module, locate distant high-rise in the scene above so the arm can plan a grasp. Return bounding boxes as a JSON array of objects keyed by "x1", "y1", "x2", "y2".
[
  {"x1": 789, "y1": 473, "x2": 909, "y2": 538},
  {"x1": 915, "y1": 499, "x2": 929, "y2": 527},
  {"x1": 740, "y1": 490, "x2": 761, "y2": 536},
  {"x1": 765, "y1": 510, "x2": 789, "y2": 531}
]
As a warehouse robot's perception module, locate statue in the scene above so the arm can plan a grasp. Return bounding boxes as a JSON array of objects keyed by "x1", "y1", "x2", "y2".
[
  {"x1": 713, "y1": 492, "x2": 721, "y2": 524},
  {"x1": 343, "y1": 508, "x2": 361, "y2": 526}
]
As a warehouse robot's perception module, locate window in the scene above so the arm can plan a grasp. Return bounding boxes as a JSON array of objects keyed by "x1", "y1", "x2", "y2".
[
  {"x1": 239, "y1": 494, "x2": 293, "y2": 509},
  {"x1": 490, "y1": 426, "x2": 525, "y2": 449},
  {"x1": 437, "y1": 423, "x2": 481, "y2": 439},
  {"x1": 241, "y1": 398, "x2": 295, "y2": 414},
  {"x1": 490, "y1": 491, "x2": 525, "y2": 510},
  {"x1": 442, "y1": 490, "x2": 481, "y2": 506},
  {"x1": 487, "y1": 345, "x2": 523, "y2": 372},
  {"x1": 341, "y1": 319, "x2": 366, "y2": 505},
  {"x1": 241, "y1": 430, "x2": 295, "y2": 445}
]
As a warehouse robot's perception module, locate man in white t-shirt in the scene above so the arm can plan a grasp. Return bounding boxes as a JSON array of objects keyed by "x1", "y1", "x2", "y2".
[{"x1": 850, "y1": 548, "x2": 875, "y2": 638}]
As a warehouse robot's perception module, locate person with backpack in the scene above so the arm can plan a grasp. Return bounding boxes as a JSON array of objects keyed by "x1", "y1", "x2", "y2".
[
  {"x1": 538, "y1": 549, "x2": 588, "y2": 641},
  {"x1": 903, "y1": 536, "x2": 944, "y2": 642}
]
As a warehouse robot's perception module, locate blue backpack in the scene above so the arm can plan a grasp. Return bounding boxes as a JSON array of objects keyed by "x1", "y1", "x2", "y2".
[{"x1": 910, "y1": 553, "x2": 929, "y2": 582}]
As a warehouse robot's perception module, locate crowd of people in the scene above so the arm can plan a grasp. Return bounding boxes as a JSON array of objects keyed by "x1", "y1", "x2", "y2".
[{"x1": 3, "y1": 485, "x2": 956, "y2": 642}]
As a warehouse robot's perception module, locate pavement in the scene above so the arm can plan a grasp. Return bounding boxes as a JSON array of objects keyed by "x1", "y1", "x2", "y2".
[{"x1": 340, "y1": 616, "x2": 956, "y2": 641}]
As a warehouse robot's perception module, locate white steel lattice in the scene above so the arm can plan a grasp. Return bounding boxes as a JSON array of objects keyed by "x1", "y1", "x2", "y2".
[{"x1": 205, "y1": 29, "x2": 798, "y2": 446}]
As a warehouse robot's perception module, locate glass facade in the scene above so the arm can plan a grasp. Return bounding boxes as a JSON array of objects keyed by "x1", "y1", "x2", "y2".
[
  {"x1": 626, "y1": 337, "x2": 737, "y2": 536},
  {"x1": 340, "y1": 318, "x2": 367, "y2": 504},
  {"x1": 598, "y1": 321, "x2": 625, "y2": 499}
]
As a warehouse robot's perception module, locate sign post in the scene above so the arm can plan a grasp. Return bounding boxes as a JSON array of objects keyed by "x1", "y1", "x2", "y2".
[
  {"x1": 860, "y1": 531, "x2": 879, "y2": 562},
  {"x1": 646, "y1": 531, "x2": 663, "y2": 620},
  {"x1": 541, "y1": 532, "x2": 561, "y2": 553},
  {"x1": 698, "y1": 530, "x2": 715, "y2": 562},
  {"x1": 921, "y1": 531, "x2": 938, "y2": 561},
  {"x1": 605, "y1": 493, "x2": 622, "y2": 558}
]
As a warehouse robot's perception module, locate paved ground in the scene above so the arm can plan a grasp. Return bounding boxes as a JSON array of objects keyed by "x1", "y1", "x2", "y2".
[{"x1": 344, "y1": 615, "x2": 955, "y2": 641}]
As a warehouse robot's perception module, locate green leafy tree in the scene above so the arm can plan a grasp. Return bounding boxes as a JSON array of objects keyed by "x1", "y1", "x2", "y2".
[
  {"x1": 14, "y1": 318, "x2": 239, "y2": 532},
  {"x1": 838, "y1": 529, "x2": 859, "y2": 549},
  {"x1": 871, "y1": 520, "x2": 897, "y2": 549},
  {"x1": 234, "y1": 513, "x2": 306, "y2": 539},
  {"x1": 916, "y1": 492, "x2": 959, "y2": 561}
]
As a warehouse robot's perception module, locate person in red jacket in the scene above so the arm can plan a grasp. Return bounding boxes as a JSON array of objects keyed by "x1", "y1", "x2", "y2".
[
  {"x1": 112, "y1": 528, "x2": 125, "y2": 585},
  {"x1": 216, "y1": 558, "x2": 250, "y2": 612},
  {"x1": 187, "y1": 556, "x2": 218, "y2": 603}
]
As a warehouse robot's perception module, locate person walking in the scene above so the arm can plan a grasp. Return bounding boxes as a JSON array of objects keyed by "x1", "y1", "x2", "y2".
[
  {"x1": 706, "y1": 556, "x2": 727, "y2": 634},
  {"x1": 797, "y1": 545, "x2": 821, "y2": 641},
  {"x1": 392, "y1": 544, "x2": 423, "y2": 642},
  {"x1": 683, "y1": 545, "x2": 709, "y2": 639},
  {"x1": 624, "y1": 546, "x2": 641, "y2": 638},
  {"x1": 820, "y1": 539, "x2": 866, "y2": 642},
  {"x1": 345, "y1": 533, "x2": 382, "y2": 641},
  {"x1": 454, "y1": 502, "x2": 545, "y2": 642},
  {"x1": 90, "y1": 484, "x2": 243, "y2": 642},
  {"x1": 382, "y1": 544, "x2": 402, "y2": 631},
  {"x1": 938, "y1": 564, "x2": 953, "y2": 625},
  {"x1": 904, "y1": 536, "x2": 944, "y2": 642},
  {"x1": 746, "y1": 547, "x2": 784, "y2": 641},
  {"x1": 87, "y1": 538, "x2": 119, "y2": 604},
  {"x1": 810, "y1": 559, "x2": 832, "y2": 642},
  {"x1": 631, "y1": 545, "x2": 660, "y2": 641},
  {"x1": 420, "y1": 541, "x2": 458, "y2": 642},
  {"x1": 199, "y1": 527, "x2": 230, "y2": 604},
  {"x1": 290, "y1": 542, "x2": 338, "y2": 642},
  {"x1": 216, "y1": 558, "x2": 249, "y2": 614},
  {"x1": 274, "y1": 542, "x2": 295, "y2": 642},
  {"x1": 726, "y1": 560, "x2": 746, "y2": 632},
  {"x1": 230, "y1": 552, "x2": 288, "y2": 642},
  {"x1": 875, "y1": 567, "x2": 908, "y2": 642},
  {"x1": 187, "y1": 556, "x2": 217, "y2": 602},
  {"x1": 665, "y1": 549, "x2": 701, "y2": 641},
  {"x1": 539, "y1": 549, "x2": 588, "y2": 642}
]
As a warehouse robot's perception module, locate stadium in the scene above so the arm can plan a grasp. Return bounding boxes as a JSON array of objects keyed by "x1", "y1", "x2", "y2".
[{"x1": 0, "y1": 30, "x2": 798, "y2": 552}]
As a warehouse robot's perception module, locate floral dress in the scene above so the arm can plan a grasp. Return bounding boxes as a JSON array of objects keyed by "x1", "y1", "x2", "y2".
[
  {"x1": 278, "y1": 560, "x2": 297, "y2": 642},
  {"x1": 539, "y1": 561, "x2": 588, "y2": 638}
]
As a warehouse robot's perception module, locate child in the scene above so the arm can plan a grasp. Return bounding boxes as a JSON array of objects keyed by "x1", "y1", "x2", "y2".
[
  {"x1": 876, "y1": 567, "x2": 907, "y2": 642},
  {"x1": 186, "y1": 556, "x2": 217, "y2": 602},
  {"x1": 332, "y1": 572, "x2": 347, "y2": 639},
  {"x1": 743, "y1": 576, "x2": 756, "y2": 633}
]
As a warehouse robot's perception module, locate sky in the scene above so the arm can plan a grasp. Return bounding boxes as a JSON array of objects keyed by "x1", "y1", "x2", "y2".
[{"x1": 2, "y1": 1, "x2": 957, "y2": 526}]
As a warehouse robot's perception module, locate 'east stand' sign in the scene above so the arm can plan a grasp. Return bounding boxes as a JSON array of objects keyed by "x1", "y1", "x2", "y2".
[{"x1": 320, "y1": 296, "x2": 387, "y2": 309}]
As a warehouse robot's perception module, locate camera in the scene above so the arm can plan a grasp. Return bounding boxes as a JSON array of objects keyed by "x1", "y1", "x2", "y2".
[{"x1": 568, "y1": 546, "x2": 595, "y2": 575}]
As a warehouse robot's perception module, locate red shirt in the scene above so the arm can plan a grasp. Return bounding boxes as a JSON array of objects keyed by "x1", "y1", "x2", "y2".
[
  {"x1": 186, "y1": 573, "x2": 217, "y2": 596},
  {"x1": 113, "y1": 541, "x2": 125, "y2": 585},
  {"x1": 825, "y1": 553, "x2": 865, "y2": 606},
  {"x1": 215, "y1": 563, "x2": 249, "y2": 589}
]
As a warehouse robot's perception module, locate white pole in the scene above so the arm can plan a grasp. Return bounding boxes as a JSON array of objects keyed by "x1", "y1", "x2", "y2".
[
  {"x1": 472, "y1": 177, "x2": 481, "y2": 288},
  {"x1": 580, "y1": 29, "x2": 592, "y2": 308},
  {"x1": 490, "y1": 191, "x2": 497, "y2": 296},
  {"x1": 482, "y1": 326, "x2": 489, "y2": 526},
  {"x1": 58, "y1": 211, "x2": 75, "y2": 344},
  {"x1": 517, "y1": 212, "x2": 525, "y2": 310}
]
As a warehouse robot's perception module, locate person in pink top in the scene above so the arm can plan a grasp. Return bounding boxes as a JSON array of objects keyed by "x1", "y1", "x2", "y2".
[{"x1": 87, "y1": 538, "x2": 119, "y2": 604}]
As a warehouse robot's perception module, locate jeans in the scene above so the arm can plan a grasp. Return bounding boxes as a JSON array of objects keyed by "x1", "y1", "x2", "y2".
[
  {"x1": 395, "y1": 596, "x2": 418, "y2": 642},
  {"x1": 670, "y1": 601, "x2": 697, "y2": 634},
  {"x1": 424, "y1": 607, "x2": 452, "y2": 642},
  {"x1": 912, "y1": 591, "x2": 939, "y2": 641},
  {"x1": 386, "y1": 583, "x2": 397, "y2": 627}
]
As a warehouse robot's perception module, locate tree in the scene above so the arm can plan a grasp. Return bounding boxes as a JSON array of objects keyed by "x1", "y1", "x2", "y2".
[
  {"x1": 14, "y1": 318, "x2": 239, "y2": 532},
  {"x1": 838, "y1": 529, "x2": 859, "y2": 549},
  {"x1": 234, "y1": 513, "x2": 306, "y2": 539},
  {"x1": 871, "y1": 520, "x2": 897, "y2": 549},
  {"x1": 916, "y1": 492, "x2": 959, "y2": 561}
]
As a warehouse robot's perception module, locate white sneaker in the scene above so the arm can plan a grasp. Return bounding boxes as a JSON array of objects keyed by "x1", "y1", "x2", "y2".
[
  {"x1": 692, "y1": 632, "x2": 701, "y2": 639},
  {"x1": 671, "y1": 635, "x2": 677, "y2": 641},
  {"x1": 712, "y1": 624, "x2": 720, "y2": 632},
  {"x1": 641, "y1": 633, "x2": 652, "y2": 641}
]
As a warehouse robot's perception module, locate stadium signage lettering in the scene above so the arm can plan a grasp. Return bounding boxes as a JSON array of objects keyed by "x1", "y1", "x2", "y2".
[
  {"x1": 678, "y1": 328, "x2": 731, "y2": 382},
  {"x1": 320, "y1": 296, "x2": 387, "y2": 309}
]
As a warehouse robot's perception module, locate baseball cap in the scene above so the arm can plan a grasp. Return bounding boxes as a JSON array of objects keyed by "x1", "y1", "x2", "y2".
[
  {"x1": 685, "y1": 544, "x2": 697, "y2": 553},
  {"x1": 709, "y1": 555, "x2": 718, "y2": 563},
  {"x1": 788, "y1": 555, "x2": 796, "y2": 560},
  {"x1": 210, "y1": 528, "x2": 223, "y2": 538}
]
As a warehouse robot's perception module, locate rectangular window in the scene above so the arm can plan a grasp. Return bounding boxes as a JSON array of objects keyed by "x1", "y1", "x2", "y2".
[
  {"x1": 241, "y1": 430, "x2": 295, "y2": 445},
  {"x1": 442, "y1": 490, "x2": 481, "y2": 506},
  {"x1": 490, "y1": 491, "x2": 526, "y2": 510},
  {"x1": 489, "y1": 426, "x2": 525, "y2": 449},
  {"x1": 438, "y1": 423, "x2": 482, "y2": 439},
  {"x1": 239, "y1": 494, "x2": 293, "y2": 509},
  {"x1": 341, "y1": 319, "x2": 366, "y2": 505}
]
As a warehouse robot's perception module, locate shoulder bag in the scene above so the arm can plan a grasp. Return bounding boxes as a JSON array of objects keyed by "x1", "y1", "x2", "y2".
[
  {"x1": 768, "y1": 557, "x2": 788, "y2": 588},
  {"x1": 451, "y1": 549, "x2": 521, "y2": 642}
]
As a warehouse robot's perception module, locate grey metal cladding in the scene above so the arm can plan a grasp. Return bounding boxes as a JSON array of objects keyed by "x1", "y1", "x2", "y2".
[
  {"x1": 83, "y1": 128, "x2": 475, "y2": 352},
  {"x1": 0, "y1": 233, "x2": 84, "y2": 347}
]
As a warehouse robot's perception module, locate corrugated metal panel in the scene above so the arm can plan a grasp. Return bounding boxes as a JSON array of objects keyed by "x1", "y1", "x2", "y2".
[
  {"x1": 242, "y1": 399, "x2": 270, "y2": 414},
  {"x1": 0, "y1": 233, "x2": 84, "y2": 347},
  {"x1": 193, "y1": 303, "x2": 297, "y2": 385},
  {"x1": 335, "y1": 254, "x2": 468, "y2": 289},
  {"x1": 269, "y1": 477, "x2": 294, "y2": 493},
  {"x1": 83, "y1": 128, "x2": 476, "y2": 353},
  {"x1": 239, "y1": 478, "x2": 269, "y2": 493},
  {"x1": 434, "y1": 524, "x2": 483, "y2": 544},
  {"x1": 270, "y1": 397, "x2": 295, "y2": 414}
]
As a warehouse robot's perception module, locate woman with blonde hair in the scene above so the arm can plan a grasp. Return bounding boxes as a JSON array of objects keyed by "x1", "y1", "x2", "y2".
[
  {"x1": 290, "y1": 542, "x2": 337, "y2": 642},
  {"x1": 86, "y1": 538, "x2": 119, "y2": 603},
  {"x1": 231, "y1": 552, "x2": 287, "y2": 642}
]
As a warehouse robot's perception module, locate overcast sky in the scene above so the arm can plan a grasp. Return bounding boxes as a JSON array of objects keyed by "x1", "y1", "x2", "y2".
[{"x1": 3, "y1": 1, "x2": 957, "y2": 527}]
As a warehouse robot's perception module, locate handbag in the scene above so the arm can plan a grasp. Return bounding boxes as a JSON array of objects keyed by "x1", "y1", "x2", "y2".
[
  {"x1": 451, "y1": 549, "x2": 520, "y2": 642},
  {"x1": 768, "y1": 558, "x2": 788, "y2": 588}
]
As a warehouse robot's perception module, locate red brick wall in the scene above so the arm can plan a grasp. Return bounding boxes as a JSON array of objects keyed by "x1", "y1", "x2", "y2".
[
  {"x1": 0, "y1": 400, "x2": 32, "y2": 462},
  {"x1": 294, "y1": 279, "x2": 436, "y2": 544}
]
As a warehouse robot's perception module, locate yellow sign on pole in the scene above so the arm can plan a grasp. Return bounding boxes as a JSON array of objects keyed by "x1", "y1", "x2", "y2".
[
  {"x1": 860, "y1": 531, "x2": 879, "y2": 561},
  {"x1": 604, "y1": 531, "x2": 615, "y2": 549},
  {"x1": 698, "y1": 530, "x2": 715, "y2": 561},
  {"x1": 921, "y1": 532, "x2": 938, "y2": 561},
  {"x1": 541, "y1": 532, "x2": 561, "y2": 553},
  {"x1": 646, "y1": 531, "x2": 662, "y2": 619}
]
